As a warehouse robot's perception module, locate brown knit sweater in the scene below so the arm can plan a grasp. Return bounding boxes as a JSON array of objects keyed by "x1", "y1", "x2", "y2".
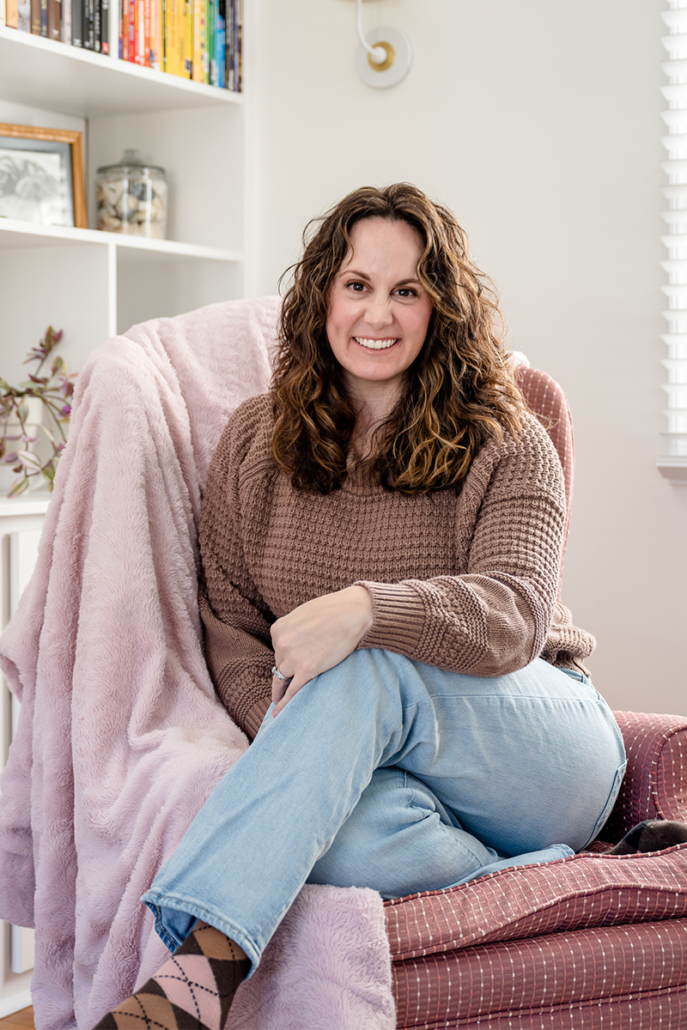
[{"x1": 199, "y1": 393, "x2": 595, "y2": 739}]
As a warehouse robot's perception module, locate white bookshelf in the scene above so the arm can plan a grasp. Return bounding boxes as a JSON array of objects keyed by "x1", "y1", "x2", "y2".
[{"x1": 0, "y1": 18, "x2": 251, "y2": 1016}]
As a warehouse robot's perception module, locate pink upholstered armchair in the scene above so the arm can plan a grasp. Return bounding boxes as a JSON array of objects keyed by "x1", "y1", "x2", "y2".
[
  {"x1": 1, "y1": 301, "x2": 684, "y2": 1029},
  {"x1": 385, "y1": 366, "x2": 687, "y2": 1029}
]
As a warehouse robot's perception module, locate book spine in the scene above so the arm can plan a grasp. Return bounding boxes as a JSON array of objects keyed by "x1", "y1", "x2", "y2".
[
  {"x1": 236, "y1": 0, "x2": 241, "y2": 91},
  {"x1": 175, "y1": 0, "x2": 184, "y2": 76},
  {"x1": 127, "y1": 0, "x2": 134, "y2": 60},
  {"x1": 5, "y1": 0, "x2": 17, "y2": 26},
  {"x1": 208, "y1": 0, "x2": 215, "y2": 86},
  {"x1": 82, "y1": 0, "x2": 93, "y2": 47},
  {"x1": 93, "y1": 0, "x2": 100, "y2": 49},
  {"x1": 228, "y1": 0, "x2": 234, "y2": 90},
  {"x1": 216, "y1": 0, "x2": 225, "y2": 89},
  {"x1": 191, "y1": 0, "x2": 201, "y2": 81},
  {"x1": 118, "y1": 0, "x2": 122, "y2": 55},
  {"x1": 71, "y1": 0, "x2": 82, "y2": 43},
  {"x1": 17, "y1": 0, "x2": 29, "y2": 29},
  {"x1": 163, "y1": 0, "x2": 170, "y2": 72},
  {"x1": 100, "y1": 0, "x2": 108, "y2": 51},
  {"x1": 200, "y1": 0, "x2": 207, "y2": 83},
  {"x1": 39, "y1": 0, "x2": 47, "y2": 36},
  {"x1": 155, "y1": 0, "x2": 162, "y2": 68},
  {"x1": 61, "y1": 0, "x2": 71, "y2": 43},
  {"x1": 135, "y1": 0, "x2": 141, "y2": 63},
  {"x1": 30, "y1": 0, "x2": 40, "y2": 30},
  {"x1": 184, "y1": 0, "x2": 191, "y2": 77},
  {"x1": 149, "y1": 0, "x2": 157, "y2": 68},
  {"x1": 47, "y1": 0, "x2": 59, "y2": 36},
  {"x1": 143, "y1": 0, "x2": 150, "y2": 66},
  {"x1": 167, "y1": 0, "x2": 176, "y2": 73}
]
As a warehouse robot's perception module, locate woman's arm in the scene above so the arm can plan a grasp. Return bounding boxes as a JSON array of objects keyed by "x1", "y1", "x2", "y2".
[
  {"x1": 199, "y1": 400, "x2": 277, "y2": 738},
  {"x1": 356, "y1": 417, "x2": 566, "y2": 676}
]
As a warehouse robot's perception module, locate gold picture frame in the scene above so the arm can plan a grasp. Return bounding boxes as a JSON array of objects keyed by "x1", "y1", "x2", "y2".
[{"x1": 0, "y1": 123, "x2": 87, "y2": 229}]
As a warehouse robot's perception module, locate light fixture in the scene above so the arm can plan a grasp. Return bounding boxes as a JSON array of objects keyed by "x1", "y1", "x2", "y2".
[{"x1": 343, "y1": 0, "x2": 413, "y2": 89}]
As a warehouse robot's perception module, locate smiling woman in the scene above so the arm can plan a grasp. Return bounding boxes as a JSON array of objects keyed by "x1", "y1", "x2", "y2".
[
  {"x1": 94, "y1": 185, "x2": 623, "y2": 1030},
  {"x1": 325, "y1": 218, "x2": 433, "y2": 450},
  {"x1": 272, "y1": 183, "x2": 525, "y2": 495}
]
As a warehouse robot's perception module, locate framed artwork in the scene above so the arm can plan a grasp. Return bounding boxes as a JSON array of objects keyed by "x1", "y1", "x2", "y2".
[{"x1": 0, "y1": 124, "x2": 87, "y2": 229}]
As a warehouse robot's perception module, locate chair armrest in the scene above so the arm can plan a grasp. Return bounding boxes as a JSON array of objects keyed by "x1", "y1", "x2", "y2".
[{"x1": 599, "y1": 710, "x2": 687, "y2": 843}]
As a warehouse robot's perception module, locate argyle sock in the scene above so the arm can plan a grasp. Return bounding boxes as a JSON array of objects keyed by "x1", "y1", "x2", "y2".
[
  {"x1": 609, "y1": 819, "x2": 687, "y2": 855},
  {"x1": 93, "y1": 921, "x2": 250, "y2": 1030}
]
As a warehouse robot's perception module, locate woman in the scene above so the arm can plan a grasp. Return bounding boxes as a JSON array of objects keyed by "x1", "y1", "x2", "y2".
[{"x1": 96, "y1": 184, "x2": 629, "y2": 1030}]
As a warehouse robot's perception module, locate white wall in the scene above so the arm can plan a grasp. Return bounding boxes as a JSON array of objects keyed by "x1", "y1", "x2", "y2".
[{"x1": 253, "y1": 0, "x2": 686, "y2": 715}]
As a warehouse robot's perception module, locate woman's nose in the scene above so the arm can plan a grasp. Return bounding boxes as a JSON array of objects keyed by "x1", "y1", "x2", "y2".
[{"x1": 365, "y1": 295, "x2": 393, "y2": 328}]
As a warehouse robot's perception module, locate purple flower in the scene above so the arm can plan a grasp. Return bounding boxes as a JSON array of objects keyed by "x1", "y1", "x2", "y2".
[{"x1": 61, "y1": 405, "x2": 72, "y2": 416}]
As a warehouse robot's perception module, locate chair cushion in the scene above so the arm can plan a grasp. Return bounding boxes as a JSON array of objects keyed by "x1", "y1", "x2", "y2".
[
  {"x1": 391, "y1": 919, "x2": 687, "y2": 1028},
  {"x1": 602, "y1": 711, "x2": 687, "y2": 842},
  {"x1": 385, "y1": 845, "x2": 687, "y2": 962}
]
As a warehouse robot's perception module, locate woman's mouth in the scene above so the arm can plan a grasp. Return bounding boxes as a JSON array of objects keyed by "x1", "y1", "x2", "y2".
[{"x1": 354, "y1": 337, "x2": 399, "y2": 351}]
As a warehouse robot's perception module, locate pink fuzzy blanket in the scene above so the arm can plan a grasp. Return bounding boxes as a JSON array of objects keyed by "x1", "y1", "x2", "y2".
[{"x1": 0, "y1": 298, "x2": 395, "y2": 1030}]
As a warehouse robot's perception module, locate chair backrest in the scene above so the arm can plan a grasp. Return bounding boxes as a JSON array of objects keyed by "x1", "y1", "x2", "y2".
[{"x1": 514, "y1": 365, "x2": 575, "y2": 598}]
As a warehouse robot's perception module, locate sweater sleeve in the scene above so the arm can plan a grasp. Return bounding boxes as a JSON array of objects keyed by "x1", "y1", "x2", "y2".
[
  {"x1": 199, "y1": 399, "x2": 274, "y2": 739},
  {"x1": 356, "y1": 418, "x2": 566, "y2": 677}
]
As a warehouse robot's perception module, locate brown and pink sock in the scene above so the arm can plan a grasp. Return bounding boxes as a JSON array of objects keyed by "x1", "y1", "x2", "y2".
[{"x1": 93, "y1": 921, "x2": 250, "y2": 1030}]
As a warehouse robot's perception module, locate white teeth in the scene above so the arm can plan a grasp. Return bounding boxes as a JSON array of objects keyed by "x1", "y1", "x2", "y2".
[{"x1": 354, "y1": 337, "x2": 398, "y2": 350}]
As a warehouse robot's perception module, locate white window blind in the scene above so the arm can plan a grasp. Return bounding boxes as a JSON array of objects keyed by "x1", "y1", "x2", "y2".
[{"x1": 659, "y1": 2, "x2": 687, "y2": 481}]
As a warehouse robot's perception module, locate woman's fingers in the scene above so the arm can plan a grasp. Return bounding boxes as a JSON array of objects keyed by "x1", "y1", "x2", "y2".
[{"x1": 272, "y1": 675, "x2": 307, "y2": 717}]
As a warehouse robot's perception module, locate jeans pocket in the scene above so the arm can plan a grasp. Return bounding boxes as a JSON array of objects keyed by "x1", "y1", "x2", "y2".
[{"x1": 580, "y1": 759, "x2": 627, "y2": 850}]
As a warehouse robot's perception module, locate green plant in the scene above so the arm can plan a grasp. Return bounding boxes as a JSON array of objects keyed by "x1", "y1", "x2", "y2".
[{"x1": 0, "y1": 326, "x2": 77, "y2": 496}]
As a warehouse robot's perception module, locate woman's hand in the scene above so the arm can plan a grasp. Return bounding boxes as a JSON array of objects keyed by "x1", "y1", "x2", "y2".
[{"x1": 270, "y1": 585, "x2": 374, "y2": 715}]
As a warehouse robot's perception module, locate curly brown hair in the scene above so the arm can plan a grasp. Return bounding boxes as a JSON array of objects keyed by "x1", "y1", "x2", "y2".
[{"x1": 271, "y1": 183, "x2": 526, "y2": 494}]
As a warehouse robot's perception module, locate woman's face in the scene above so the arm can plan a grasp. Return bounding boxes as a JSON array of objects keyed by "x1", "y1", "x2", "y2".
[{"x1": 326, "y1": 217, "x2": 433, "y2": 408}]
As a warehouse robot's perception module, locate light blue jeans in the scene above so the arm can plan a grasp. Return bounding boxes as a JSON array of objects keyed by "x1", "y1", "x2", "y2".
[{"x1": 141, "y1": 650, "x2": 626, "y2": 975}]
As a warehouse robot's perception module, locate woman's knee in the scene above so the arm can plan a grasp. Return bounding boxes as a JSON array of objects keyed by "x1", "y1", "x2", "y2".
[{"x1": 307, "y1": 769, "x2": 493, "y2": 899}]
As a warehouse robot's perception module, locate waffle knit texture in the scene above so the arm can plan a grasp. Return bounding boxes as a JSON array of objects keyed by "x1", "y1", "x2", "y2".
[{"x1": 199, "y1": 393, "x2": 596, "y2": 739}]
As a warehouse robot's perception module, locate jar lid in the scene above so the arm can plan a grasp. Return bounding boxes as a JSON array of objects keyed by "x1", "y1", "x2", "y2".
[{"x1": 96, "y1": 148, "x2": 166, "y2": 176}]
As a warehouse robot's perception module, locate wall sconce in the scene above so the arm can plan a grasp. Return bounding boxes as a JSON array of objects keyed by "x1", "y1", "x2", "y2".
[{"x1": 343, "y1": 0, "x2": 413, "y2": 89}]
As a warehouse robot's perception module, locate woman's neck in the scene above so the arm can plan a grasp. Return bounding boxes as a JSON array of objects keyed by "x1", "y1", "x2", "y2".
[{"x1": 348, "y1": 383, "x2": 401, "y2": 463}]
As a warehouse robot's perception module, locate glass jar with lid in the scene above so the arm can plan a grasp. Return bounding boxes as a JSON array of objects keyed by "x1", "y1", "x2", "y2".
[{"x1": 96, "y1": 149, "x2": 168, "y2": 240}]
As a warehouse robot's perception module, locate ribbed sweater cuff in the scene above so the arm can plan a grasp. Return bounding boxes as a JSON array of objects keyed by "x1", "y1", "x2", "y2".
[{"x1": 355, "y1": 580, "x2": 425, "y2": 656}]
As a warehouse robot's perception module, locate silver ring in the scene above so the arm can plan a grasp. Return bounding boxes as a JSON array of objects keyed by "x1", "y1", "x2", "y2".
[{"x1": 271, "y1": 665, "x2": 287, "y2": 681}]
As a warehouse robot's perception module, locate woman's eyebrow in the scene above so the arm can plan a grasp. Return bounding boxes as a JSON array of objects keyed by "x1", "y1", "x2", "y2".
[{"x1": 340, "y1": 270, "x2": 422, "y2": 287}]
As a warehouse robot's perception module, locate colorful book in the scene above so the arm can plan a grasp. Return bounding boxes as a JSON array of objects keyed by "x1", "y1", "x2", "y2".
[
  {"x1": 5, "y1": 0, "x2": 17, "y2": 26},
  {"x1": 150, "y1": 0, "x2": 160, "y2": 68},
  {"x1": 143, "y1": 0, "x2": 150, "y2": 66},
  {"x1": 30, "y1": 0, "x2": 39, "y2": 30},
  {"x1": 184, "y1": 0, "x2": 191, "y2": 76},
  {"x1": 39, "y1": 0, "x2": 47, "y2": 35},
  {"x1": 216, "y1": 0, "x2": 225, "y2": 88},
  {"x1": 207, "y1": 0, "x2": 215, "y2": 85},
  {"x1": 93, "y1": 0, "x2": 100, "y2": 49},
  {"x1": 192, "y1": 0, "x2": 202, "y2": 81},
  {"x1": 101, "y1": 0, "x2": 108, "y2": 51},
  {"x1": 236, "y1": 0, "x2": 242, "y2": 91}
]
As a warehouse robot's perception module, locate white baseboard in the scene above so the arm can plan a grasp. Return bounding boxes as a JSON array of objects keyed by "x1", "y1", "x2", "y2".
[{"x1": 0, "y1": 988, "x2": 32, "y2": 1019}]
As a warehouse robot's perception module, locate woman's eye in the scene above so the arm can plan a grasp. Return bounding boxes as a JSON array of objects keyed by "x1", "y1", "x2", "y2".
[
  {"x1": 346, "y1": 281, "x2": 367, "y2": 293},
  {"x1": 395, "y1": 288, "x2": 418, "y2": 298}
]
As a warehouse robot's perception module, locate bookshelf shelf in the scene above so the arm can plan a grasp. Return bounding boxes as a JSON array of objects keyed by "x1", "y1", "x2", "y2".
[
  {"x1": 0, "y1": 27, "x2": 242, "y2": 116},
  {"x1": 0, "y1": 218, "x2": 242, "y2": 263}
]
